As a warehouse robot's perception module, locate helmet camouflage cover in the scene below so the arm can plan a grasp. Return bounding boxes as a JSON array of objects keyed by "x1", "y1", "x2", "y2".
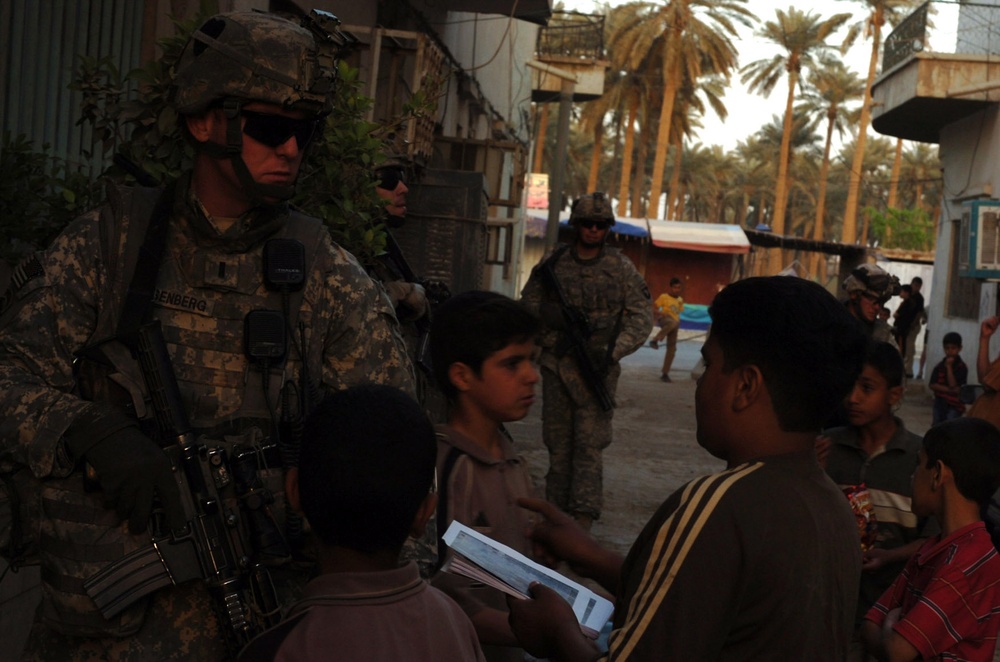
[
  {"x1": 842, "y1": 263, "x2": 901, "y2": 302},
  {"x1": 570, "y1": 192, "x2": 616, "y2": 226},
  {"x1": 172, "y1": 11, "x2": 335, "y2": 117}
]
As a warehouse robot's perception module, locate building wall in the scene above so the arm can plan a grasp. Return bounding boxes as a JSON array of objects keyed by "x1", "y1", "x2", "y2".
[
  {"x1": 642, "y1": 248, "x2": 739, "y2": 306},
  {"x1": 436, "y1": 11, "x2": 537, "y2": 144},
  {"x1": 927, "y1": 104, "x2": 1000, "y2": 377}
]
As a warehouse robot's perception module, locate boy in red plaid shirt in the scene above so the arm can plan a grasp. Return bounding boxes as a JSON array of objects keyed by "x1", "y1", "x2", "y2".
[{"x1": 861, "y1": 417, "x2": 1000, "y2": 661}]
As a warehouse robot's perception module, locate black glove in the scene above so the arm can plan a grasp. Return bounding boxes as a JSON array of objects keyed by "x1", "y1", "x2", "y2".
[{"x1": 65, "y1": 404, "x2": 185, "y2": 534}]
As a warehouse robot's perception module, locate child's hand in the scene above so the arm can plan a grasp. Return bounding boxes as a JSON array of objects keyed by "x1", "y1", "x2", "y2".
[
  {"x1": 982, "y1": 316, "x2": 999, "y2": 339},
  {"x1": 506, "y1": 584, "x2": 597, "y2": 658}
]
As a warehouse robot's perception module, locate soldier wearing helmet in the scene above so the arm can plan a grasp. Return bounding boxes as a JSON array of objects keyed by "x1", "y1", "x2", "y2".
[
  {"x1": 842, "y1": 263, "x2": 901, "y2": 347},
  {"x1": 520, "y1": 192, "x2": 653, "y2": 530},
  {"x1": 2, "y1": 11, "x2": 412, "y2": 659}
]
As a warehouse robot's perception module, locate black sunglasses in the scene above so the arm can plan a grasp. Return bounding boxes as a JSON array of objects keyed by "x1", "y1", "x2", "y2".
[
  {"x1": 241, "y1": 110, "x2": 319, "y2": 149},
  {"x1": 375, "y1": 166, "x2": 406, "y2": 191},
  {"x1": 578, "y1": 219, "x2": 611, "y2": 231}
]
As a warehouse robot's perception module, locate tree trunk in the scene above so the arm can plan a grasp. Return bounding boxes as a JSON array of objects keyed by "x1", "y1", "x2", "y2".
[
  {"x1": 616, "y1": 95, "x2": 639, "y2": 217},
  {"x1": 533, "y1": 103, "x2": 550, "y2": 174},
  {"x1": 812, "y1": 112, "x2": 836, "y2": 280},
  {"x1": 770, "y1": 66, "x2": 799, "y2": 273},
  {"x1": 648, "y1": 51, "x2": 682, "y2": 219},
  {"x1": 668, "y1": 136, "x2": 683, "y2": 219},
  {"x1": 612, "y1": 109, "x2": 624, "y2": 192},
  {"x1": 632, "y1": 136, "x2": 649, "y2": 218},
  {"x1": 842, "y1": 6, "x2": 883, "y2": 244},
  {"x1": 587, "y1": 120, "x2": 604, "y2": 193},
  {"x1": 887, "y1": 137, "x2": 903, "y2": 209}
]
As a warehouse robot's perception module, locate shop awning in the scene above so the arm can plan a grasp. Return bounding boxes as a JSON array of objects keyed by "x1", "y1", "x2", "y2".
[{"x1": 648, "y1": 220, "x2": 750, "y2": 254}]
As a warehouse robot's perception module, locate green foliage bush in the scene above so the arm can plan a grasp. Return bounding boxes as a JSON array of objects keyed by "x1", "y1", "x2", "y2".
[
  {"x1": 866, "y1": 206, "x2": 935, "y2": 252},
  {"x1": 0, "y1": 131, "x2": 102, "y2": 265}
]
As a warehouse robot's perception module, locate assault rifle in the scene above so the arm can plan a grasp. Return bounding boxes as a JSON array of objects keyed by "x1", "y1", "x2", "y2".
[
  {"x1": 382, "y1": 230, "x2": 450, "y2": 376},
  {"x1": 84, "y1": 321, "x2": 285, "y2": 653},
  {"x1": 539, "y1": 253, "x2": 615, "y2": 412}
]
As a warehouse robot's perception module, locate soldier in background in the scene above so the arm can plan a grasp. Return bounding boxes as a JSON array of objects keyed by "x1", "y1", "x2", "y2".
[
  {"x1": 369, "y1": 157, "x2": 449, "y2": 577},
  {"x1": 0, "y1": 11, "x2": 411, "y2": 659},
  {"x1": 372, "y1": 159, "x2": 429, "y2": 323},
  {"x1": 520, "y1": 192, "x2": 653, "y2": 530},
  {"x1": 842, "y1": 263, "x2": 901, "y2": 347}
]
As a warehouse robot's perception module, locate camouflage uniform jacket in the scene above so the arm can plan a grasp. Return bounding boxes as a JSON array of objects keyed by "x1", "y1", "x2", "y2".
[
  {"x1": 0, "y1": 175, "x2": 414, "y2": 646},
  {"x1": 0, "y1": 175, "x2": 413, "y2": 477},
  {"x1": 520, "y1": 244, "x2": 652, "y2": 377}
]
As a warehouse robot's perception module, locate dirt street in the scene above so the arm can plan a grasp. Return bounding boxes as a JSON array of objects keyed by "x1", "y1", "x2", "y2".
[{"x1": 506, "y1": 330, "x2": 936, "y2": 558}]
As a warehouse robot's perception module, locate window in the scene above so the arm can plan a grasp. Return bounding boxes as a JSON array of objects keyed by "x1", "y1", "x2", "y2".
[{"x1": 947, "y1": 218, "x2": 982, "y2": 319}]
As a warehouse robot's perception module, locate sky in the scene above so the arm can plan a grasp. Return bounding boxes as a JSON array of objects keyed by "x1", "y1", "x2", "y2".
[{"x1": 557, "y1": 0, "x2": 960, "y2": 153}]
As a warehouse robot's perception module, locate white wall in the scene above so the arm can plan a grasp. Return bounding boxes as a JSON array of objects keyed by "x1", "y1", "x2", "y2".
[
  {"x1": 927, "y1": 103, "x2": 1000, "y2": 381},
  {"x1": 437, "y1": 12, "x2": 538, "y2": 143}
]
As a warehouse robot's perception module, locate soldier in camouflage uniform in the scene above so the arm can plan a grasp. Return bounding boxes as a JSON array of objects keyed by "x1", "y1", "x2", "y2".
[
  {"x1": 0, "y1": 11, "x2": 412, "y2": 660},
  {"x1": 520, "y1": 192, "x2": 653, "y2": 529},
  {"x1": 842, "y1": 263, "x2": 901, "y2": 348}
]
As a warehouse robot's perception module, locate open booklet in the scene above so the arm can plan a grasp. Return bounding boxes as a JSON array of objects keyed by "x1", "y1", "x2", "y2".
[{"x1": 441, "y1": 521, "x2": 614, "y2": 638}]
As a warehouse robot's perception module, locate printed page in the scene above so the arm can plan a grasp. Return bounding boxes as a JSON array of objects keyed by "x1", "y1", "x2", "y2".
[{"x1": 442, "y1": 521, "x2": 614, "y2": 636}]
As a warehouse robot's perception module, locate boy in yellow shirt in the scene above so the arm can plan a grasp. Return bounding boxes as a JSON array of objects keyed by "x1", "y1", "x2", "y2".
[{"x1": 650, "y1": 277, "x2": 684, "y2": 382}]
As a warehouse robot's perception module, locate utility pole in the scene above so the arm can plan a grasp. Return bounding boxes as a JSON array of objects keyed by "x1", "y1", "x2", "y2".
[{"x1": 527, "y1": 60, "x2": 578, "y2": 250}]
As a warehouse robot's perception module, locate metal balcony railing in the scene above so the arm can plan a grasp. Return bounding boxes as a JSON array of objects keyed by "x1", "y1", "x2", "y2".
[
  {"x1": 535, "y1": 10, "x2": 605, "y2": 60},
  {"x1": 883, "y1": 0, "x2": 1000, "y2": 73}
]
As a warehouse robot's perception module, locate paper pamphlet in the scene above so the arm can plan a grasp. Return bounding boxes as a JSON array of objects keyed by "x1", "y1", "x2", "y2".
[{"x1": 441, "y1": 521, "x2": 614, "y2": 637}]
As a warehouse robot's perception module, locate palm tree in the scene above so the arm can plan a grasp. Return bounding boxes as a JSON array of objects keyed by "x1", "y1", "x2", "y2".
[
  {"x1": 734, "y1": 135, "x2": 777, "y2": 229},
  {"x1": 667, "y1": 74, "x2": 727, "y2": 218},
  {"x1": 605, "y1": 3, "x2": 663, "y2": 217},
  {"x1": 839, "y1": 0, "x2": 923, "y2": 244},
  {"x1": 741, "y1": 8, "x2": 851, "y2": 271},
  {"x1": 796, "y1": 59, "x2": 864, "y2": 278},
  {"x1": 579, "y1": 68, "x2": 622, "y2": 193},
  {"x1": 611, "y1": 0, "x2": 752, "y2": 220},
  {"x1": 901, "y1": 142, "x2": 941, "y2": 215}
]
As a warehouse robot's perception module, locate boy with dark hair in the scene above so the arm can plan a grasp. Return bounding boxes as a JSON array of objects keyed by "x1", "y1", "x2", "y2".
[
  {"x1": 428, "y1": 291, "x2": 542, "y2": 662},
  {"x1": 238, "y1": 385, "x2": 484, "y2": 661},
  {"x1": 649, "y1": 277, "x2": 685, "y2": 382},
  {"x1": 509, "y1": 276, "x2": 867, "y2": 660},
  {"x1": 929, "y1": 331, "x2": 968, "y2": 424},
  {"x1": 816, "y1": 342, "x2": 934, "y2": 660},
  {"x1": 861, "y1": 417, "x2": 1000, "y2": 661}
]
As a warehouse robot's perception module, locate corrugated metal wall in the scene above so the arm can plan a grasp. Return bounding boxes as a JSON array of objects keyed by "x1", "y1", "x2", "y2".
[{"x1": 1, "y1": 0, "x2": 144, "y2": 176}]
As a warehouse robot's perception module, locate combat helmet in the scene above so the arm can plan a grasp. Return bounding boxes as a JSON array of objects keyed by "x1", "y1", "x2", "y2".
[
  {"x1": 569, "y1": 192, "x2": 616, "y2": 226},
  {"x1": 171, "y1": 11, "x2": 343, "y2": 203},
  {"x1": 172, "y1": 11, "x2": 335, "y2": 118},
  {"x1": 842, "y1": 263, "x2": 901, "y2": 303}
]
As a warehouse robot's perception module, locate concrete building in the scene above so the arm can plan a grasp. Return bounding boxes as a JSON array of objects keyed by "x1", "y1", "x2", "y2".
[{"x1": 870, "y1": 0, "x2": 1000, "y2": 380}]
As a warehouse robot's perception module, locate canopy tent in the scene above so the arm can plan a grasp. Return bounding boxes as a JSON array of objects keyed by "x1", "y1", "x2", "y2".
[
  {"x1": 524, "y1": 213, "x2": 647, "y2": 239},
  {"x1": 647, "y1": 219, "x2": 750, "y2": 254}
]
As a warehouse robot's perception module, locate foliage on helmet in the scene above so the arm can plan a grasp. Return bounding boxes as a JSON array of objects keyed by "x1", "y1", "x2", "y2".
[
  {"x1": 171, "y1": 12, "x2": 335, "y2": 116},
  {"x1": 569, "y1": 192, "x2": 616, "y2": 225}
]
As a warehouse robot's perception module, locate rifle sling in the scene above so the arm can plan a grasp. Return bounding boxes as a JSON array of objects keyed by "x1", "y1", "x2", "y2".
[{"x1": 116, "y1": 182, "x2": 177, "y2": 349}]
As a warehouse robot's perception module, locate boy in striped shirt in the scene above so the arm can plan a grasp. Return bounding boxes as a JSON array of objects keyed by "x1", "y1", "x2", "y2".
[
  {"x1": 508, "y1": 276, "x2": 868, "y2": 660},
  {"x1": 862, "y1": 417, "x2": 1000, "y2": 662}
]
